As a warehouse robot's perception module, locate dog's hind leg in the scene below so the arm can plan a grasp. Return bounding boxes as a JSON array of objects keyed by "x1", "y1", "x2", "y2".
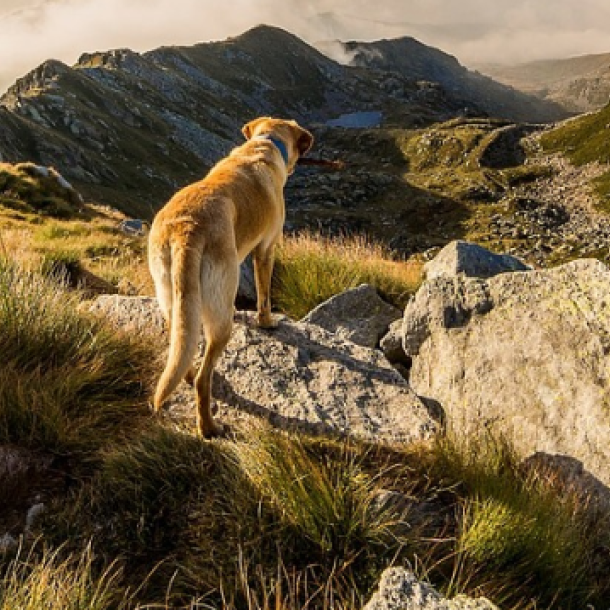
[{"x1": 193, "y1": 259, "x2": 238, "y2": 437}]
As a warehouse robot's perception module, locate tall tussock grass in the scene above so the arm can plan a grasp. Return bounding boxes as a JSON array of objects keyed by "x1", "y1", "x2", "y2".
[
  {"x1": 0, "y1": 257, "x2": 156, "y2": 456},
  {"x1": 273, "y1": 232, "x2": 423, "y2": 319},
  {"x1": 49, "y1": 424, "x2": 420, "y2": 608},
  {"x1": 0, "y1": 543, "x2": 130, "y2": 610},
  {"x1": 421, "y1": 434, "x2": 610, "y2": 608},
  {"x1": 6, "y1": 419, "x2": 610, "y2": 609}
]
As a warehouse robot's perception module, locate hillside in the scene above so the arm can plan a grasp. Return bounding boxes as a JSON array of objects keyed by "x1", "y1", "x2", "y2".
[
  {"x1": 2, "y1": 24, "x2": 610, "y2": 272},
  {"x1": 0, "y1": 25, "x2": 568, "y2": 222},
  {"x1": 540, "y1": 100, "x2": 610, "y2": 211},
  {"x1": 321, "y1": 36, "x2": 569, "y2": 123},
  {"x1": 477, "y1": 53, "x2": 610, "y2": 113}
]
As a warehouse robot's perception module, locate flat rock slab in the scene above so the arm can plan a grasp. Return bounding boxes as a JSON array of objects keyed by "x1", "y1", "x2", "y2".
[{"x1": 89, "y1": 297, "x2": 438, "y2": 444}]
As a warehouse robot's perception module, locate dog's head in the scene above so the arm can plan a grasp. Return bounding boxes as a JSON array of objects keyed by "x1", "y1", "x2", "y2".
[{"x1": 242, "y1": 117, "x2": 314, "y2": 174}]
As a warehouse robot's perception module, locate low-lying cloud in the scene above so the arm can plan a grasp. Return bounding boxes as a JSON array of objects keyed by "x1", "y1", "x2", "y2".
[{"x1": 2, "y1": 0, "x2": 610, "y2": 94}]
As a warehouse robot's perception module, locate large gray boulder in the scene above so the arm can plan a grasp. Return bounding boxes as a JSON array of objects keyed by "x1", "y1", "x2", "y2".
[
  {"x1": 90, "y1": 296, "x2": 438, "y2": 443},
  {"x1": 424, "y1": 240, "x2": 530, "y2": 280},
  {"x1": 403, "y1": 258, "x2": 610, "y2": 485},
  {"x1": 301, "y1": 284, "x2": 402, "y2": 348},
  {"x1": 363, "y1": 568, "x2": 499, "y2": 610}
]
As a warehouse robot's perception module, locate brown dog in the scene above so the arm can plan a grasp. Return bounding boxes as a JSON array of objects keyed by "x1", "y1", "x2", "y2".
[{"x1": 148, "y1": 117, "x2": 314, "y2": 436}]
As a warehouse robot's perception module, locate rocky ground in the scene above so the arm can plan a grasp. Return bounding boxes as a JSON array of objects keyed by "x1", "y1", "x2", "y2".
[{"x1": 490, "y1": 134, "x2": 610, "y2": 266}]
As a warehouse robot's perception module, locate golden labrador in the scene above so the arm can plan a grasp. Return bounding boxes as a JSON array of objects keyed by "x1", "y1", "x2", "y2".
[{"x1": 148, "y1": 117, "x2": 314, "y2": 436}]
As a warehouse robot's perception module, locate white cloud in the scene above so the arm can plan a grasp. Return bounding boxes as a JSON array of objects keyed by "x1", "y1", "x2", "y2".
[{"x1": 1, "y1": 0, "x2": 610, "y2": 94}]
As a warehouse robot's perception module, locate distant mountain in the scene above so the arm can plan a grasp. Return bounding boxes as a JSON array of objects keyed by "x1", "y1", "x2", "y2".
[
  {"x1": 318, "y1": 36, "x2": 569, "y2": 123},
  {"x1": 477, "y1": 53, "x2": 610, "y2": 114},
  {"x1": 0, "y1": 25, "x2": 569, "y2": 219}
]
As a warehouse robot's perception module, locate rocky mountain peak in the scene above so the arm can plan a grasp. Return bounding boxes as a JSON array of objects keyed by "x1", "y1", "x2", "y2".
[
  {"x1": 77, "y1": 48, "x2": 144, "y2": 71},
  {"x1": 2, "y1": 58, "x2": 70, "y2": 107},
  {"x1": 344, "y1": 35, "x2": 463, "y2": 79}
]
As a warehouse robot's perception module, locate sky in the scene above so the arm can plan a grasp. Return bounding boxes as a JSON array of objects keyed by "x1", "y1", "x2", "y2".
[{"x1": 2, "y1": 0, "x2": 610, "y2": 94}]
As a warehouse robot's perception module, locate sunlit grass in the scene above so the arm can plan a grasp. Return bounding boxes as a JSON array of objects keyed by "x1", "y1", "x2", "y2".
[
  {"x1": 420, "y1": 434, "x2": 610, "y2": 608},
  {"x1": 274, "y1": 232, "x2": 423, "y2": 319},
  {"x1": 0, "y1": 543, "x2": 130, "y2": 610}
]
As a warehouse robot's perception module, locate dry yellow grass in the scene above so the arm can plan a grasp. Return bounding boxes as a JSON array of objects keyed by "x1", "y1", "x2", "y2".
[
  {"x1": 274, "y1": 232, "x2": 424, "y2": 319},
  {"x1": 0, "y1": 204, "x2": 153, "y2": 295}
]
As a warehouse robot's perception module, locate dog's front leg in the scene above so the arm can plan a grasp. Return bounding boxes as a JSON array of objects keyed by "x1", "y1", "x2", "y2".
[{"x1": 253, "y1": 244, "x2": 276, "y2": 328}]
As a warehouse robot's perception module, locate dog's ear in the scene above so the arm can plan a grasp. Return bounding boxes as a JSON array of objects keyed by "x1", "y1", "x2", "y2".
[
  {"x1": 295, "y1": 127, "x2": 314, "y2": 156},
  {"x1": 242, "y1": 117, "x2": 269, "y2": 140}
]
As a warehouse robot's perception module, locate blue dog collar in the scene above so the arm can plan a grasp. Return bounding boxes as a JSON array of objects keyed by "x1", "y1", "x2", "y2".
[{"x1": 253, "y1": 135, "x2": 289, "y2": 165}]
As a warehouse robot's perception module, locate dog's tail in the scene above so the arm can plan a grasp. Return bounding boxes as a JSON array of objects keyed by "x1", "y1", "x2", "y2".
[{"x1": 153, "y1": 244, "x2": 201, "y2": 410}]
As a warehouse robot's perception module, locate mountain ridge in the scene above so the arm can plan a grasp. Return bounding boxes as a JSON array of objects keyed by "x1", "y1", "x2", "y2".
[
  {"x1": 317, "y1": 35, "x2": 569, "y2": 123},
  {"x1": 0, "y1": 25, "x2": 570, "y2": 221}
]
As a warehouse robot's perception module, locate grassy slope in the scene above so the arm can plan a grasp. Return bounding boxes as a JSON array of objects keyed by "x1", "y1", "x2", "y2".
[
  {"x1": 0, "y1": 201, "x2": 607, "y2": 608},
  {"x1": 0, "y1": 260, "x2": 606, "y2": 609},
  {"x1": 2, "y1": 126, "x2": 610, "y2": 607},
  {"x1": 540, "y1": 102, "x2": 610, "y2": 211},
  {"x1": 0, "y1": 269, "x2": 606, "y2": 609},
  {"x1": 0, "y1": 162, "x2": 152, "y2": 294}
]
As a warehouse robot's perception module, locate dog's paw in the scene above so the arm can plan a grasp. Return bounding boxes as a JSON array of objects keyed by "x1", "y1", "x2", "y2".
[
  {"x1": 256, "y1": 314, "x2": 278, "y2": 329},
  {"x1": 150, "y1": 399, "x2": 164, "y2": 414},
  {"x1": 199, "y1": 421, "x2": 228, "y2": 439}
]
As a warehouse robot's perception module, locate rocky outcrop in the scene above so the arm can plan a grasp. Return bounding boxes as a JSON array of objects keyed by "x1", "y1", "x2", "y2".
[
  {"x1": 402, "y1": 254, "x2": 610, "y2": 485},
  {"x1": 301, "y1": 284, "x2": 402, "y2": 348},
  {"x1": 491, "y1": 150, "x2": 610, "y2": 266},
  {"x1": 423, "y1": 240, "x2": 530, "y2": 280},
  {"x1": 380, "y1": 319, "x2": 411, "y2": 370},
  {"x1": 477, "y1": 124, "x2": 535, "y2": 169},
  {"x1": 89, "y1": 296, "x2": 438, "y2": 443},
  {"x1": 521, "y1": 452, "x2": 610, "y2": 517},
  {"x1": 363, "y1": 568, "x2": 499, "y2": 610}
]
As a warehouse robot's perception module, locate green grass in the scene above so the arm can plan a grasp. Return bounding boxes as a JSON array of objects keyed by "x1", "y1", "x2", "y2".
[
  {"x1": 273, "y1": 232, "x2": 423, "y2": 319},
  {"x1": 0, "y1": 544, "x2": 132, "y2": 610},
  {"x1": 398, "y1": 119, "x2": 510, "y2": 200},
  {"x1": 421, "y1": 435, "x2": 610, "y2": 608},
  {"x1": 541, "y1": 104, "x2": 610, "y2": 166},
  {"x1": 47, "y1": 424, "x2": 419, "y2": 608},
  {"x1": 0, "y1": 203, "x2": 153, "y2": 295},
  {"x1": 33, "y1": 427, "x2": 610, "y2": 609},
  {"x1": 0, "y1": 258, "x2": 156, "y2": 456},
  {"x1": 592, "y1": 169, "x2": 610, "y2": 213}
]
